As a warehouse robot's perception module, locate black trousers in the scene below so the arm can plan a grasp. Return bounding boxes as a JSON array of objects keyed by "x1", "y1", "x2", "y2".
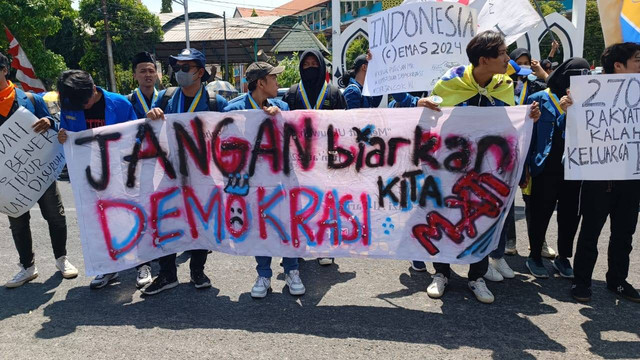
[
  {"x1": 434, "y1": 256, "x2": 489, "y2": 281},
  {"x1": 9, "y1": 183, "x2": 67, "y2": 268},
  {"x1": 573, "y1": 180, "x2": 640, "y2": 288},
  {"x1": 158, "y1": 250, "x2": 208, "y2": 280},
  {"x1": 528, "y1": 174, "x2": 581, "y2": 261}
]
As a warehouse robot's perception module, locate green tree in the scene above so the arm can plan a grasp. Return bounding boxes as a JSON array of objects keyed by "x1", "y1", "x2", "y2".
[
  {"x1": 251, "y1": 8, "x2": 258, "y2": 17},
  {"x1": 582, "y1": 0, "x2": 604, "y2": 65},
  {"x1": 345, "y1": 35, "x2": 368, "y2": 70},
  {"x1": 0, "y1": 0, "x2": 75, "y2": 86},
  {"x1": 79, "y1": 0, "x2": 163, "y2": 92},
  {"x1": 316, "y1": 32, "x2": 328, "y2": 48},
  {"x1": 277, "y1": 52, "x2": 300, "y2": 88},
  {"x1": 46, "y1": 15, "x2": 86, "y2": 71},
  {"x1": 161, "y1": 0, "x2": 172, "y2": 13}
]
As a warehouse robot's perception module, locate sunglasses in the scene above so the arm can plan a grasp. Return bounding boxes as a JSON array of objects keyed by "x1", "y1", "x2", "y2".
[
  {"x1": 171, "y1": 64, "x2": 200, "y2": 73},
  {"x1": 564, "y1": 69, "x2": 590, "y2": 76}
]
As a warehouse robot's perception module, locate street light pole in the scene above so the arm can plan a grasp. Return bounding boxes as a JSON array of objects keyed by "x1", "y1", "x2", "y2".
[
  {"x1": 183, "y1": 0, "x2": 190, "y2": 48},
  {"x1": 223, "y1": 11, "x2": 229, "y2": 82}
]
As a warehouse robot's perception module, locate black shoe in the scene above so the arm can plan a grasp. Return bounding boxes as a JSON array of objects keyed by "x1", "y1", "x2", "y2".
[
  {"x1": 190, "y1": 271, "x2": 211, "y2": 289},
  {"x1": 571, "y1": 284, "x2": 592, "y2": 303},
  {"x1": 141, "y1": 275, "x2": 178, "y2": 295},
  {"x1": 607, "y1": 281, "x2": 640, "y2": 303}
]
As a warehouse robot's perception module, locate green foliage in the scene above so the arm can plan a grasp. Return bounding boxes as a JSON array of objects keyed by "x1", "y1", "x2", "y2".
[
  {"x1": 251, "y1": 8, "x2": 258, "y2": 17},
  {"x1": 161, "y1": 0, "x2": 172, "y2": 13},
  {"x1": 345, "y1": 35, "x2": 368, "y2": 70},
  {"x1": 0, "y1": 0, "x2": 75, "y2": 87},
  {"x1": 583, "y1": 0, "x2": 604, "y2": 65},
  {"x1": 277, "y1": 52, "x2": 300, "y2": 88},
  {"x1": 79, "y1": 0, "x2": 163, "y2": 90},
  {"x1": 316, "y1": 32, "x2": 328, "y2": 48},
  {"x1": 114, "y1": 63, "x2": 134, "y2": 94}
]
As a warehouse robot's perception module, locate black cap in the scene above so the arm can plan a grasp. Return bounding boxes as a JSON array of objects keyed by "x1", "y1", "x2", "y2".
[
  {"x1": 245, "y1": 61, "x2": 284, "y2": 83},
  {"x1": 0, "y1": 52, "x2": 9, "y2": 69},
  {"x1": 132, "y1": 51, "x2": 156, "y2": 72},
  {"x1": 352, "y1": 54, "x2": 368, "y2": 71}
]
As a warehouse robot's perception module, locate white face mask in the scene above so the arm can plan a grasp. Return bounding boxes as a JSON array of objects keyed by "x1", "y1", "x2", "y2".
[{"x1": 175, "y1": 70, "x2": 197, "y2": 87}]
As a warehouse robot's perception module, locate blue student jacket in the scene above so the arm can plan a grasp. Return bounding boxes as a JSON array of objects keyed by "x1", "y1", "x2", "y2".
[
  {"x1": 388, "y1": 92, "x2": 419, "y2": 108},
  {"x1": 525, "y1": 90, "x2": 566, "y2": 177},
  {"x1": 129, "y1": 88, "x2": 158, "y2": 119},
  {"x1": 15, "y1": 87, "x2": 52, "y2": 120},
  {"x1": 223, "y1": 93, "x2": 289, "y2": 112},
  {"x1": 60, "y1": 87, "x2": 137, "y2": 131},
  {"x1": 343, "y1": 78, "x2": 382, "y2": 109},
  {"x1": 153, "y1": 86, "x2": 228, "y2": 114}
]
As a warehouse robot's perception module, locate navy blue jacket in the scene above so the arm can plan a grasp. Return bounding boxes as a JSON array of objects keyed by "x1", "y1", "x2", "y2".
[
  {"x1": 223, "y1": 93, "x2": 289, "y2": 111},
  {"x1": 343, "y1": 78, "x2": 382, "y2": 109},
  {"x1": 525, "y1": 90, "x2": 565, "y2": 177},
  {"x1": 153, "y1": 86, "x2": 228, "y2": 114}
]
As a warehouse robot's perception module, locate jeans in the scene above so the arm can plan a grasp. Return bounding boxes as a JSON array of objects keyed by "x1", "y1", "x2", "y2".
[
  {"x1": 490, "y1": 204, "x2": 515, "y2": 259},
  {"x1": 9, "y1": 183, "x2": 67, "y2": 268},
  {"x1": 573, "y1": 180, "x2": 640, "y2": 288},
  {"x1": 158, "y1": 250, "x2": 208, "y2": 281},
  {"x1": 434, "y1": 256, "x2": 489, "y2": 281},
  {"x1": 255, "y1": 257, "x2": 299, "y2": 278},
  {"x1": 528, "y1": 174, "x2": 581, "y2": 261}
]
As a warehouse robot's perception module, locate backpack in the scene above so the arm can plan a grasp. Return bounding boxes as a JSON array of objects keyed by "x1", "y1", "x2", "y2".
[
  {"x1": 156, "y1": 86, "x2": 218, "y2": 112},
  {"x1": 285, "y1": 83, "x2": 338, "y2": 110}
]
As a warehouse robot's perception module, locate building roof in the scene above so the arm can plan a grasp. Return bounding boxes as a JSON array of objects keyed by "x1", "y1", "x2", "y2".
[
  {"x1": 155, "y1": 16, "x2": 299, "y2": 64},
  {"x1": 157, "y1": 12, "x2": 221, "y2": 31},
  {"x1": 233, "y1": 7, "x2": 281, "y2": 18},
  {"x1": 272, "y1": 0, "x2": 329, "y2": 16},
  {"x1": 271, "y1": 22, "x2": 329, "y2": 54}
]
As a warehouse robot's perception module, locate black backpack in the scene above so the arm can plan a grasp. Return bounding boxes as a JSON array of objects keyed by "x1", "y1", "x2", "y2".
[
  {"x1": 128, "y1": 86, "x2": 218, "y2": 112},
  {"x1": 285, "y1": 83, "x2": 338, "y2": 110}
]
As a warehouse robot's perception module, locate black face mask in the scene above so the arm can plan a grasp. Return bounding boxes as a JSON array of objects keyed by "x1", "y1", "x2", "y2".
[{"x1": 301, "y1": 67, "x2": 320, "y2": 83}]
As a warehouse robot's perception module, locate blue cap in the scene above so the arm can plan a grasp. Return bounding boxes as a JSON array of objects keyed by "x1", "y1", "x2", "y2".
[
  {"x1": 170, "y1": 48, "x2": 210, "y2": 81},
  {"x1": 507, "y1": 59, "x2": 533, "y2": 77}
]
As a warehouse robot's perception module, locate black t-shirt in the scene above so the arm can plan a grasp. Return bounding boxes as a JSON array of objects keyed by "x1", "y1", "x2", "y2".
[
  {"x1": 543, "y1": 122, "x2": 565, "y2": 175},
  {"x1": 0, "y1": 99, "x2": 19, "y2": 126},
  {"x1": 183, "y1": 96, "x2": 194, "y2": 113},
  {"x1": 84, "y1": 93, "x2": 106, "y2": 129}
]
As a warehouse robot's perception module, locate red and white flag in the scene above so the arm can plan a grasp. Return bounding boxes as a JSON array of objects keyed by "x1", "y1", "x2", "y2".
[{"x1": 4, "y1": 26, "x2": 46, "y2": 93}]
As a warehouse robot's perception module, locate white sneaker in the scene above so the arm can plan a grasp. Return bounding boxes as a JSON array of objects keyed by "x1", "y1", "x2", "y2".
[
  {"x1": 490, "y1": 257, "x2": 515, "y2": 279},
  {"x1": 285, "y1": 270, "x2": 305, "y2": 295},
  {"x1": 541, "y1": 242, "x2": 557, "y2": 259},
  {"x1": 5, "y1": 264, "x2": 38, "y2": 288},
  {"x1": 317, "y1": 257, "x2": 334, "y2": 266},
  {"x1": 136, "y1": 265, "x2": 152, "y2": 288},
  {"x1": 483, "y1": 264, "x2": 504, "y2": 282},
  {"x1": 427, "y1": 273, "x2": 448, "y2": 298},
  {"x1": 90, "y1": 272, "x2": 119, "y2": 289},
  {"x1": 55, "y1": 256, "x2": 78, "y2": 279},
  {"x1": 469, "y1": 278, "x2": 495, "y2": 304},
  {"x1": 251, "y1": 276, "x2": 271, "y2": 298}
]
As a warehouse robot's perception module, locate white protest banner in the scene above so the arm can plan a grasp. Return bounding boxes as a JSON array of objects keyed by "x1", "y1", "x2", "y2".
[
  {"x1": 565, "y1": 73, "x2": 640, "y2": 180},
  {"x1": 402, "y1": 0, "x2": 542, "y2": 45},
  {"x1": 362, "y1": 2, "x2": 477, "y2": 96},
  {"x1": 64, "y1": 107, "x2": 533, "y2": 276},
  {"x1": 0, "y1": 107, "x2": 65, "y2": 217}
]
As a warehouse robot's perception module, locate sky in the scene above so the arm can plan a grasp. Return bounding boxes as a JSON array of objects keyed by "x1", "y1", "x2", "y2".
[{"x1": 72, "y1": 0, "x2": 291, "y2": 17}]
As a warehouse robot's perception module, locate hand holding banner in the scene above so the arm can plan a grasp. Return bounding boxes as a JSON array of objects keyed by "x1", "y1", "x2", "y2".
[
  {"x1": 565, "y1": 74, "x2": 640, "y2": 180},
  {"x1": 0, "y1": 107, "x2": 65, "y2": 217},
  {"x1": 363, "y1": 2, "x2": 477, "y2": 96}
]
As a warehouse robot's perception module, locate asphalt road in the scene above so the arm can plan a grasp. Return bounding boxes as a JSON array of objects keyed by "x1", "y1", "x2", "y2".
[{"x1": 0, "y1": 181, "x2": 638, "y2": 359}]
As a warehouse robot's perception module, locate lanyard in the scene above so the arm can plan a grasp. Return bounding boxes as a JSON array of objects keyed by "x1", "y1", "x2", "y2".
[
  {"x1": 299, "y1": 81, "x2": 328, "y2": 109},
  {"x1": 545, "y1": 88, "x2": 565, "y2": 115},
  {"x1": 134, "y1": 88, "x2": 158, "y2": 114},
  {"x1": 177, "y1": 86, "x2": 203, "y2": 113},
  {"x1": 247, "y1": 93, "x2": 261, "y2": 109},
  {"x1": 519, "y1": 81, "x2": 529, "y2": 105}
]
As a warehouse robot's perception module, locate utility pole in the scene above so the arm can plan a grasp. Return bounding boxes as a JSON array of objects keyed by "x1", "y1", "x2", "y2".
[
  {"x1": 101, "y1": 0, "x2": 117, "y2": 92},
  {"x1": 183, "y1": 0, "x2": 190, "y2": 48},
  {"x1": 223, "y1": 11, "x2": 229, "y2": 82},
  {"x1": 331, "y1": 0, "x2": 340, "y2": 84}
]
